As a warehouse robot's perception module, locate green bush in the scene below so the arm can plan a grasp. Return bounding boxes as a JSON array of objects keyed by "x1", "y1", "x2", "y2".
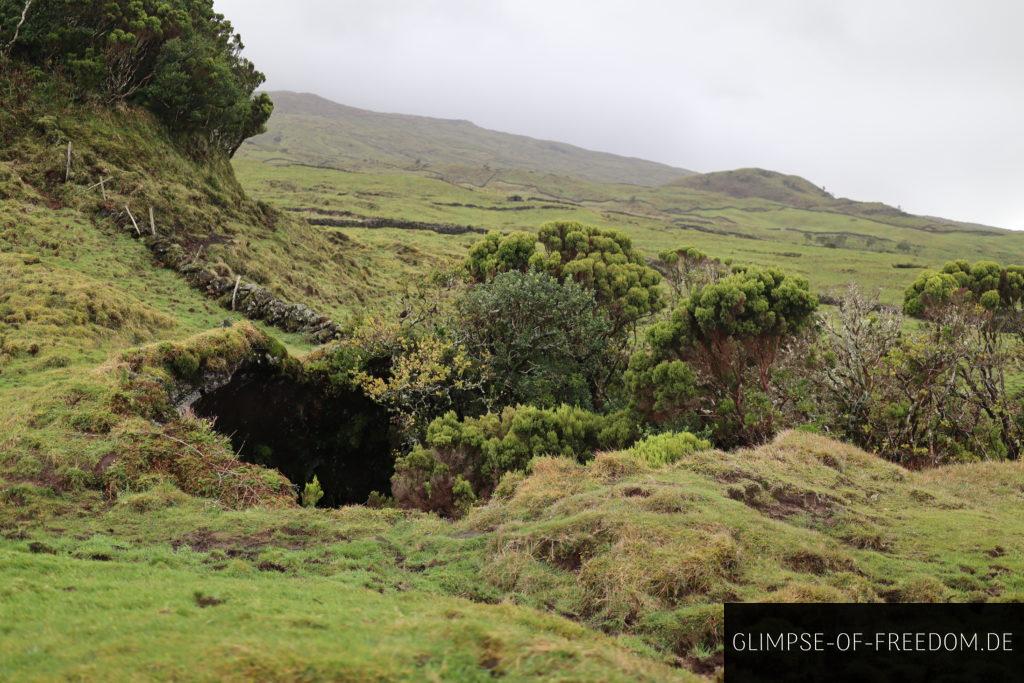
[
  {"x1": 391, "y1": 404, "x2": 638, "y2": 516},
  {"x1": 465, "y1": 223, "x2": 664, "y2": 336},
  {"x1": 628, "y1": 432, "x2": 711, "y2": 468},
  {"x1": 301, "y1": 476, "x2": 324, "y2": 508},
  {"x1": 465, "y1": 231, "x2": 537, "y2": 282},
  {"x1": 457, "y1": 271, "x2": 611, "y2": 409},
  {"x1": 629, "y1": 267, "x2": 818, "y2": 447},
  {"x1": 1, "y1": 0, "x2": 272, "y2": 156}
]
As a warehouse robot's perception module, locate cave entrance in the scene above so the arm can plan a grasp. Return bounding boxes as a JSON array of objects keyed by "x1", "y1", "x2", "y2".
[{"x1": 191, "y1": 366, "x2": 395, "y2": 507}]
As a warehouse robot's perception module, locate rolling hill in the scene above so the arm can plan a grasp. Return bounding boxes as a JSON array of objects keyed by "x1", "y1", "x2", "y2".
[
  {"x1": 243, "y1": 91, "x2": 694, "y2": 186},
  {"x1": 4, "y1": 59, "x2": 1024, "y2": 682},
  {"x1": 234, "y1": 95, "x2": 1024, "y2": 306}
]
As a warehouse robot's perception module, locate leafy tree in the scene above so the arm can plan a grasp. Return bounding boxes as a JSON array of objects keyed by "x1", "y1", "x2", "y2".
[
  {"x1": 630, "y1": 268, "x2": 817, "y2": 447},
  {"x1": 534, "y1": 222, "x2": 665, "y2": 335},
  {"x1": 0, "y1": 0, "x2": 271, "y2": 155},
  {"x1": 903, "y1": 260, "x2": 1024, "y2": 460},
  {"x1": 456, "y1": 271, "x2": 611, "y2": 409},
  {"x1": 464, "y1": 224, "x2": 664, "y2": 405},
  {"x1": 904, "y1": 260, "x2": 1024, "y2": 322},
  {"x1": 466, "y1": 223, "x2": 664, "y2": 336},
  {"x1": 654, "y1": 246, "x2": 727, "y2": 307},
  {"x1": 465, "y1": 231, "x2": 536, "y2": 283}
]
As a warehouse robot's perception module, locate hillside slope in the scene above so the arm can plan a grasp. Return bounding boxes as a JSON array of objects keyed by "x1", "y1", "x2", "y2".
[
  {"x1": 672, "y1": 168, "x2": 1006, "y2": 234},
  {"x1": 232, "y1": 92, "x2": 1024, "y2": 306},
  {"x1": 243, "y1": 91, "x2": 693, "y2": 186}
]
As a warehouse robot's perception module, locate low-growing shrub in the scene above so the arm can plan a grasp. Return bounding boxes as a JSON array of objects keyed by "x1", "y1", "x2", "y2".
[
  {"x1": 391, "y1": 404, "x2": 638, "y2": 516},
  {"x1": 301, "y1": 476, "x2": 324, "y2": 508},
  {"x1": 628, "y1": 431, "x2": 711, "y2": 467}
]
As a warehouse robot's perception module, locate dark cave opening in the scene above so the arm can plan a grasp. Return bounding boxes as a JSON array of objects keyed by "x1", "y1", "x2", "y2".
[{"x1": 191, "y1": 366, "x2": 395, "y2": 507}]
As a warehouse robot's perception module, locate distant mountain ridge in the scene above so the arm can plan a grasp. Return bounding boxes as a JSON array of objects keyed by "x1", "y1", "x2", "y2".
[
  {"x1": 243, "y1": 91, "x2": 694, "y2": 186},
  {"x1": 242, "y1": 91, "x2": 1007, "y2": 236}
]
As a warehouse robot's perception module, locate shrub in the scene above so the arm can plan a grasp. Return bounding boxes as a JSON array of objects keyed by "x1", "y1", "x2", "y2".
[
  {"x1": 628, "y1": 432, "x2": 711, "y2": 468},
  {"x1": 465, "y1": 223, "x2": 664, "y2": 336},
  {"x1": 457, "y1": 271, "x2": 611, "y2": 409},
  {"x1": 391, "y1": 404, "x2": 637, "y2": 516},
  {"x1": 465, "y1": 231, "x2": 537, "y2": 282},
  {"x1": 1, "y1": 0, "x2": 272, "y2": 156},
  {"x1": 301, "y1": 476, "x2": 324, "y2": 508},
  {"x1": 804, "y1": 283, "x2": 1019, "y2": 466},
  {"x1": 464, "y1": 224, "x2": 665, "y2": 405},
  {"x1": 629, "y1": 267, "x2": 818, "y2": 447},
  {"x1": 535, "y1": 222, "x2": 665, "y2": 335}
]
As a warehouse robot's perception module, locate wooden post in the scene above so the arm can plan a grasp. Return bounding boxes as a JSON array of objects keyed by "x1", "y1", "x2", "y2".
[
  {"x1": 125, "y1": 205, "x2": 141, "y2": 237},
  {"x1": 148, "y1": 206, "x2": 156, "y2": 236},
  {"x1": 231, "y1": 276, "x2": 242, "y2": 311},
  {"x1": 99, "y1": 176, "x2": 106, "y2": 200},
  {"x1": 64, "y1": 142, "x2": 72, "y2": 183}
]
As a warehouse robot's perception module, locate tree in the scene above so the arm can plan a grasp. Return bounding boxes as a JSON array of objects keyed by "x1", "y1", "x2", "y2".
[
  {"x1": 630, "y1": 267, "x2": 818, "y2": 447},
  {"x1": 903, "y1": 260, "x2": 1024, "y2": 460},
  {"x1": 467, "y1": 224, "x2": 664, "y2": 336},
  {"x1": 456, "y1": 271, "x2": 611, "y2": 409},
  {"x1": 653, "y1": 246, "x2": 727, "y2": 307},
  {"x1": 464, "y1": 224, "x2": 665, "y2": 405},
  {"x1": 534, "y1": 222, "x2": 664, "y2": 335},
  {"x1": 0, "y1": 0, "x2": 271, "y2": 156}
]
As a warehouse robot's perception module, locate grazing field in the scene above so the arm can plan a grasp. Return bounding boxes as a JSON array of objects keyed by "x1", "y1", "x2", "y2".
[
  {"x1": 3, "y1": 46, "x2": 1024, "y2": 682},
  {"x1": 236, "y1": 107, "x2": 1024, "y2": 306}
]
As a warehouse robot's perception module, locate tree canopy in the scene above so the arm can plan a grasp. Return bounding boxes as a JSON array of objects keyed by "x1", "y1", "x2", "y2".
[
  {"x1": 456, "y1": 271, "x2": 612, "y2": 409},
  {"x1": 630, "y1": 267, "x2": 818, "y2": 446},
  {"x1": 0, "y1": 0, "x2": 272, "y2": 155},
  {"x1": 465, "y1": 222, "x2": 664, "y2": 335},
  {"x1": 904, "y1": 260, "x2": 1024, "y2": 323}
]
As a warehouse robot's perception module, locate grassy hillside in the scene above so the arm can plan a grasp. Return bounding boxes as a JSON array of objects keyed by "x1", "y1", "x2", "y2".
[
  {"x1": 4, "y1": 425, "x2": 1023, "y2": 680},
  {"x1": 244, "y1": 91, "x2": 693, "y2": 186},
  {"x1": 0, "y1": 69, "x2": 455, "y2": 334},
  {"x1": 4, "y1": 62, "x2": 1024, "y2": 682},
  {"x1": 232, "y1": 156, "x2": 1024, "y2": 304},
  {"x1": 232, "y1": 94, "x2": 1024, "y2": 307}
]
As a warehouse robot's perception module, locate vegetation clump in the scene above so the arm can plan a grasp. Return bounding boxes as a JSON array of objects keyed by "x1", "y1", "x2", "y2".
[
  {"x1": 628, "y1": 267, "x2": 818, "y2": 447},
  {"x1": 392, "y1": 404, "x2": 636, "y2": 516},
  {"x1": 457, "y1": 270, "x2": 611, "y2": 409},
  {"x1": 628, "y1": 431, "x2": 711, "y2": 467},
  {"x1": 1, "y1": 0, "x2": 272, "y2": 155},
  {"x1": 805, "y1": 261, "x2": 1024, "y2": 466},
  {"x1": 301, "y1": 476, "x2": 324, "y2": 508}
]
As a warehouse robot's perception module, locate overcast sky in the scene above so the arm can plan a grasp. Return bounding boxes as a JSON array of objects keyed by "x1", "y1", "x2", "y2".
[{"x1": 216, "y1": 0, "x2": 1023, "y2": 229}]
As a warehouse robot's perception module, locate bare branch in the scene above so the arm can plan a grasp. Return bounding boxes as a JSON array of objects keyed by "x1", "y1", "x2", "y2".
[{"x1": 2, "y1": 0, "x2": 32, "y2": 59}]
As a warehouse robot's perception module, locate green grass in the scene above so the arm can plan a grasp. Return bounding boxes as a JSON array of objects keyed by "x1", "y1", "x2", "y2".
[
  {"x1": 0, "y1": 546, "x2": 685, "y2": 682},
  {"x1": 4, "y1": 67, "x2": 1024, "y2": 681},
  {"x1": 233, "y1": 153, "x2": 1024, "y2": 305},
  {"x1": 2, "y1": 430, "x2": 1022, "y2": 679}
]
